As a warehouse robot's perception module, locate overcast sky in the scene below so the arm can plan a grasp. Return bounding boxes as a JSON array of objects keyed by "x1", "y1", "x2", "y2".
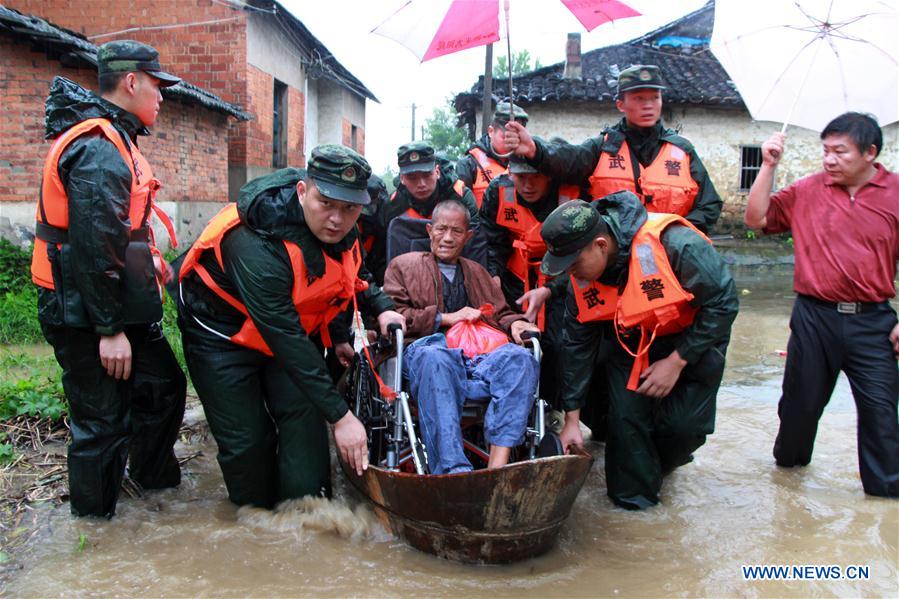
[{"x1": 281, "y1": 0, "x2": 708, "y2": 172}]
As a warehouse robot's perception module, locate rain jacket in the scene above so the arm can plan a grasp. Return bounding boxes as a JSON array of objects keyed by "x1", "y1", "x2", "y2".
[
  {"x1": 35, "y1": 76, "x2": 162, "y2": 335},
  {"x1": 178, "y1": 168, "x2": 394, "y2": 423},
  {"x1": 456, "y1": 135, "x2": 509, "y2": 202},
  {"x1": 379, "y1": 170, "x2": 479, "y2": 229},
  {"x1": 558, "y1": 191, "x2": 738, "y2": 412},
  {"x1": 529, "y1": 119, "x2": 723, "y2": 233}
]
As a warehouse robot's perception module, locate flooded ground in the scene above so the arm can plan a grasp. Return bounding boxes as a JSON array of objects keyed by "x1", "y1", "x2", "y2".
[{"x1": 3, "y1": 266, "x2": 897, "y2": 598}]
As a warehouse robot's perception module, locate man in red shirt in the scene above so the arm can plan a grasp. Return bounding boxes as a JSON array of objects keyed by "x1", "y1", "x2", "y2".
[{"x1": 745, "y1": 112, "x2": 899, "y2": 498}]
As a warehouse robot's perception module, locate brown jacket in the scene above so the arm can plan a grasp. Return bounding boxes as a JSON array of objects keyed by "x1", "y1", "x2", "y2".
[{"x1": 383, "y1": 251, "x2": 526, "y2": 338}]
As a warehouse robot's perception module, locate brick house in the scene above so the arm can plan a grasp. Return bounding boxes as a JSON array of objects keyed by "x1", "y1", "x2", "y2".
[
  {"x1": 453, "y1": 1, "x2": 898, "y2": 230},
  {"x1": 0, "y1": 5, "x2": 247, "y2": 246},
  {"x1": 1, "y1": 0, "x2": 376, "y2": 243}
]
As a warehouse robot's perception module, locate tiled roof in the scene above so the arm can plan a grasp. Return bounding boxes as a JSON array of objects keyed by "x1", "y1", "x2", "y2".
[
  {"x1": 0, "y1": 4, "x2": 251, "y2": 120},
  {"x1": 455, "y1": 1, "x2": 743, "y2": 124}
]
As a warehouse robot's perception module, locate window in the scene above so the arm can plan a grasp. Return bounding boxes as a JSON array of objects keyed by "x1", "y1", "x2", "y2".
[
  {"x1": 350, "y1": 124, "x2": 359, "y2": 151},
  {"x1": 739, "y1": 145, "x2": 762, "y2": 191},
  {"x1": 272, "y1": 80, "x2": 288, "y2": 168}
]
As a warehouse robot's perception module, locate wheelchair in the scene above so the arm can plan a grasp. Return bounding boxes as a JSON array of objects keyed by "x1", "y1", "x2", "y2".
[{"x1": 343, "y1": 322, "x2": 563, "y2": 475}]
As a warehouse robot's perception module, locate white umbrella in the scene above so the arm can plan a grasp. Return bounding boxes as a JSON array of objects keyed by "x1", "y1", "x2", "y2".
[{"x1": 710, "y1": 0, "x2": 899, "y2": 132}]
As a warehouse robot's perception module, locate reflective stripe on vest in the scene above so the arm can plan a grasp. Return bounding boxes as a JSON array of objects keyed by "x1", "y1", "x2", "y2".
[
  {"x1": 30, "y1": 117, "x2": 177, "y2": 289},
  {"x1": 588, "y1": 139, "x2": 699, "y2": 216},
  {"x1": 179, "y1": 203, "x2": 368, "y2": 355},
  {"x1": 468, "y1": 146, "x2": 506, "y2": 208}
]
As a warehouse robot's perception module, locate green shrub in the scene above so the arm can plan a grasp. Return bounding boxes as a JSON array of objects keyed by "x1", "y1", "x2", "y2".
[
  {"x1": 0, "y1": 376, "x2": 67, "y2": 422},
  {"x1": 0, "y1": 433, "x2": 16, "y2": 465},
  {"x1": 0, "y1": 287, "x2": 42, "y2": 344},
  {"x1": 0, "y1": 239, "x2": 31, "y2": 294}
]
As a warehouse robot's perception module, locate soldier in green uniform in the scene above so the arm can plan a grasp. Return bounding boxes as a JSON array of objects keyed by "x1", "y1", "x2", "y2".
[
  {"x1": 456, "y1": 102, "x2": 529, "y2": 207},
  {"x1": 504, "y1": 65, "x2": 722, "y2": 234},
  {"x1": 540, "y1": 194, "x2": 738, "y2": 509},
  {"x1": 478, "y1": 155, "x2": 583, "y2": 407},
  {"x1": 379, "y1": 142, "x2": 479, "y2": 230},
  {"x1": 177, "y1": 146, "x2": 405, "y2": 509}
]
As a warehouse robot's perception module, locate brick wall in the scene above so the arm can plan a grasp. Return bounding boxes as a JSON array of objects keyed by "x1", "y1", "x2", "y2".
[
  {"x1": 0, "y1": 38, "x2": 230, "y2": 246},
  {"x1": 5, "y1": 0, "x2": 250, "y2": 167},
  {"x1": 287, "y1": 86, "x2": 305, "y2": 167},
  {"x1": 0, "y1": 37, "x2": 96, "y2": 204},
  {"x1": 245, "y1": 64, "x2": 272, "y2": 169}
]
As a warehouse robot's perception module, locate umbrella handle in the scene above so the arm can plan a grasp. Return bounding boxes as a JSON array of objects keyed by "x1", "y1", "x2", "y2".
[
  {"x1": 505, "y1": 0, "x2": 513, "y2": 116},
  {"x1": 778, "y1": 39, "x2": 823, "y2": 135}
]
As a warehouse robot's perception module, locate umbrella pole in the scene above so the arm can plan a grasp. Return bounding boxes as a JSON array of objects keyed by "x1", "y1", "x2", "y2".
[
  {"x1": 505, "y1": 0, "x2": 513, "y2": 122},
  {"x1": 779, "y1": 41, "x2": 824, "y2": 134}
]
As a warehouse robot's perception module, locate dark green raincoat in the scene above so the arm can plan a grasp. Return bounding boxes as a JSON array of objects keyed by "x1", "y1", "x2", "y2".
[
  {"x1": 36, "y1": 76, "x2": 185, "y2": 518},
  {"x1": 529, "y1": 119, "x2": 723, "y2": 234},
  {"x1": 378, "y1": 170, "x2": 479, "y2": 231},
  {"x1": 178, "y1": 169, "x2": 394, "y2": 508},
  {"x1": 561, "y1": 192, "x2": 738, "y2": 509}
]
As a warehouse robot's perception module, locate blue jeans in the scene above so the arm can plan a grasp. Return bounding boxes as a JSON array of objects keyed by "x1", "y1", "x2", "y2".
[{"x1": 404, "y1": 334, "x2": 539, "y2": 474}]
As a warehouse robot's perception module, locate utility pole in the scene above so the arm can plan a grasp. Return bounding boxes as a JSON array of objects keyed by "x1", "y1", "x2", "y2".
[{"x1": 411, "y1": 103, "x2": 416, "y2": 141}]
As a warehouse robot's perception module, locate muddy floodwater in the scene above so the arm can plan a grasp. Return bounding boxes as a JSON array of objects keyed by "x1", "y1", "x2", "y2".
[{"x1": 4, "y1": 266, "x2": 897, "y2": 598}]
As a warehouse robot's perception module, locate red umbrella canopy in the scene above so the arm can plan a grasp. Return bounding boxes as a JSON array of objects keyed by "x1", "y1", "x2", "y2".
[{"x1": 373, "y1": 0, "x2": 641, "y2": 62}]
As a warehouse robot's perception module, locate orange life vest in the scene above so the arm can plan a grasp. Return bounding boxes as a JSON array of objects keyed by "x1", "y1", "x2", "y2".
[
  {"x1": 31, "y1": 117, "x2": 177, "y2": 290},
  {"x1": 572, "y1": 212, "x2": 711, "y2": 391},
  {"x1": 179, "y1": 203, "x2": 368, "y2": 355},
  {"x1": 588, "y1": 138, "x2": 699, "y2": 217},
  {"x1": 494, "y1": 183, "x2": 579, "y2": 329},
  {"x1": 468, "y1": 147, "x2": 506, "y2": 208},
  {"x1": 392, "y1": 179, "x2": 468, "y2": 219}
]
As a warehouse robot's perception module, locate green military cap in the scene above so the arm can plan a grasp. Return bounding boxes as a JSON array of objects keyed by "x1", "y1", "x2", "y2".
[
  {"x1": 508, "y1": 154, "x2": 538, "y2": 175},
  {"x1": 397, "y1": 141, "x2": 436, "y2": 175},
  {"x1": 540, "y1": 200, "x2": 608, "y2": 276},
  {"x1": 493, "y1": 101, "x2": 529, "y2": 125},
  {"x1": 307, "y1": 144, "x2": 372, "y2": 205},
  {"x1": 97, "y1": 40, "x2": 180, "y2": 87},
  {"x1": 617, "y1": 64, "x2": 666, "y2": 94}
]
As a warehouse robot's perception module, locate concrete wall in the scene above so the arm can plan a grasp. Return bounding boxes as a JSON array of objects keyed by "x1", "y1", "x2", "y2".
[{"x1": 519, "y1": 102, "x2": 899, "y2": 229}]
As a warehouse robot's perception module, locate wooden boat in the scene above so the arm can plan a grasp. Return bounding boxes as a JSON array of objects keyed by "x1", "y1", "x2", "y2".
[{"x1": 339, "y1": 448, "x2": 594, "y2": 564}]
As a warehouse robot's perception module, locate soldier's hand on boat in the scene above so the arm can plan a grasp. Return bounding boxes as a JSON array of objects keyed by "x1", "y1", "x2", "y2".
[
  {"x1": 377, "y1": 310, "x2": 406, "y2": 337},
  {"x1": 761, "y1": 132, "x2": 785, "y2": 166},
  {"x1": 636, "y1": 350, "x2": 688, "y2": 398},
  {"x1": 442, "y1": 306, "x2": 483, "y2": 327},
  {"x1": 334, "y1": 411, "x2": 368, "y2": 476},
  {"x1": 503, "y1": 121, "x2": 537, "y2": 160},
  {"x1": 559, "y1": 409, "x2": 583, "y2": 454},
  {"x1": 516, "y1": 286, "x2": 552, "y2": 323},
  {"x1": 99, "y1": 332, "x2": 132, "y2": 380},
  {"x1": 510, "y1": 320, "x2": 540, "y2": 345},
  {"x1": 334, "y1": 342, "x2": 354, "y2": 367}
]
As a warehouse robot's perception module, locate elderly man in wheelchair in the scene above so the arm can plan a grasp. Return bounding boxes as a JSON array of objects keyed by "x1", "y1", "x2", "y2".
[{"x1": 380, "y1": 199, "x2": 542, "y2": 474}]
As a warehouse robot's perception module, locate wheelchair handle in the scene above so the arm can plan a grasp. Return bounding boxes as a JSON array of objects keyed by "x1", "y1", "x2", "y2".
[
  {"x1": 521, "y1": 330, "x2": 541, "y2": 342},
  {"x1": 387, "y1": 323, "x2": 403, "y2": 334}
]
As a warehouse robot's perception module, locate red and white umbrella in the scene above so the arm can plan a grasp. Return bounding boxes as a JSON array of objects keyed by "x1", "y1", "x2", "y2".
[
  {"x1": 373, "y1": 0, "x2": 641, "y2": 62},
  {"x1": 373, "y1": 0, "x2": 641, "y2": 126}
]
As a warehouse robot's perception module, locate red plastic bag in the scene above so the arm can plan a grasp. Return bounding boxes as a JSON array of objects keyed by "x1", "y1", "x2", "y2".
[{"x1": 445, "y1": 303, "x2": 509, "y2": 358}]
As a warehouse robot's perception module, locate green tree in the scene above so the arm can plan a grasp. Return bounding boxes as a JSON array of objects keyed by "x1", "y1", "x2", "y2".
[
  {"x1": 422, "y1": 97, "x2": 469, "y2": 161},
  {"x1": 493, "y1": 49, "x2": 543, "y2": 78}
]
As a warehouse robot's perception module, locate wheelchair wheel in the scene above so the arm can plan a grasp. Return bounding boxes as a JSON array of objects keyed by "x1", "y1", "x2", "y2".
[
  {"x1": 536, "y1": 431, "x2": 564, "y2": 458},
  {"x1": 345, "y1": 353, "x2": 387, "y2": 465}
]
